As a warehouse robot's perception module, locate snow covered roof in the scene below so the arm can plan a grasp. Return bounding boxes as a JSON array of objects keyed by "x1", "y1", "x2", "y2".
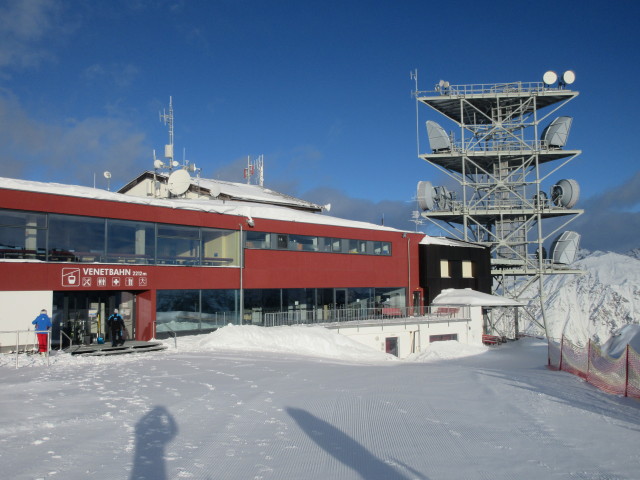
[
  {"x1": 419, "y1": 236, "x2": 486, "y2": 248},
  {"x1": 119, "y1": 171, "x2": 324, "y2": 212},
  {"x1": 0, "y1": 176, "x2": 404, "y2": 233},
  {"x1": 432, "y1": 288, "x2": 526, "y2": 307}
]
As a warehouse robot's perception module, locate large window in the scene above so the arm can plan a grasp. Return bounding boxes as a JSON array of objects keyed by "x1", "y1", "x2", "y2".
[
  {"x1": 202, "y1": 228, "x2": 238, "y2": 266},
  {"x1": 0, "y1": 210, "x2": 46, "y2": 259},
  {"x1": 48, "y1": 214, "x2": 105, "y2": 262},
  {"x1": 106, "y1": 219, "x2": 155, "y2": 264},
  {"x1": 0, "y1": 208, "x2": 392, "y2": 265},
  {"x1": 157, "y1": 224, "x2": 200, "y2": 265},
  {"x1": 156, "y1": 289, "x2": 200, "y2": 333}
]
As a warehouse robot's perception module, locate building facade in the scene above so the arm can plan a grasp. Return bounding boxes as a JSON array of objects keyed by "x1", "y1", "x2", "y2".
[{"x1": 0, "y1": 175, "x2": 491, "y2": 353}]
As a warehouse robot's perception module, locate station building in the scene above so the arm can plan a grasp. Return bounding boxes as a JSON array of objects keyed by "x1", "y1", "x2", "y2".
[{"x1": 0, "y1": 173, "x2": 491, "y2": 355}]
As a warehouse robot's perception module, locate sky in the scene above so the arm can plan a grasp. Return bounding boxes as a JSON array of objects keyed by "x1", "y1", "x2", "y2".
[
  {"x1": 0, "y1": 0, "x2": 639, "y2": 252},
  {"x1": 1, "y1": 328, "x2": 639, "y2": 479}
]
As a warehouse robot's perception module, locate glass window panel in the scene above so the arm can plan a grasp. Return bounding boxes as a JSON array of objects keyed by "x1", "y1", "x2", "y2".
[
  {"x1": 440, "y1": 260, "x2": 450, "y2": 277},
  {"x1": 382, "y1": 242, "x2": 391, "y2": 255},
  {"x1": 201, "y1": 289, "x2": 239, "y2": 328},
  {"x1": 374, "y1": 287, "x2": 406, "y2": 309},
  {"x1": 462, "y1": 260, "x2": 474, "y2": 278},
  {"x1": 0, "y1": 210, "x2": 46, "y2": 228},
  {"x1": 277, "y1": 234, "x2": 288, "y2": 249},
  {"x1": 157, "y1": 224, "x2": 200, "y2": 265},
  {"x1": 106, "y1": 219, "x2": 155, "y2": 264},
  {"x1": 48, "y1": 214, "x2": 105, "y2": 262},
  {"x1": 289, "y1": 234, "x2": 318, "y2": 252},
  {"x1": 331, "y1": 238, "x2": 343, "y2": 253},
  {"x1": 156, "y1": 289, "x2": 200, "y2": 333},
  {"x1": 245, "y1": 231, "x2": 271, "y2": 249},
  {"x1": 0, "y1": 225, "x2": 46, "y2": 259},
  {"x1": 202, "y1": 228, "x2": 238, "y2": 266}
]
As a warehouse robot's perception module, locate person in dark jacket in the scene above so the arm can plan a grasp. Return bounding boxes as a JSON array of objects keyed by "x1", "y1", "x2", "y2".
[
  {"x1": 107, "y1": 309, "x2": 125, "y2": 347},
  {"x1": 32, "y1": 309, "x2": 52, "y2": 355}
]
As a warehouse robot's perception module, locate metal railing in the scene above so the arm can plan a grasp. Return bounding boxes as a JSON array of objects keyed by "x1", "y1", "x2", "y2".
[
  {"x1": 263, "y1": 305, "x2": 469, "y2": 328},
  {"x1": 0, "y1": 329, "x2": 50, "y2": 368}
]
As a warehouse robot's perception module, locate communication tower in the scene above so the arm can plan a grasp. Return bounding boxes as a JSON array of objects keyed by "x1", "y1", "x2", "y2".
[{"x1": 412, "y1": 71, "x2": 584, "y2": 337}]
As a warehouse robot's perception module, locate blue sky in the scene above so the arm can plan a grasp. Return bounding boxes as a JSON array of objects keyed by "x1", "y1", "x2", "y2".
[{"x1": 1, "y1": 0, "x2": 639, "y2": 252}]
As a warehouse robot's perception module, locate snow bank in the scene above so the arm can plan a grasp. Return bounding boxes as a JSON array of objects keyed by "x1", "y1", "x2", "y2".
[
  {"x1": 601, "y1": 324, "x2": 640, "y2": 358},
  {"x1": 405, "y1": 340, "x2": 489, "y2": 362},
  {"x1": 164, "y1": 324, "x2": 398, "y2": 362}
]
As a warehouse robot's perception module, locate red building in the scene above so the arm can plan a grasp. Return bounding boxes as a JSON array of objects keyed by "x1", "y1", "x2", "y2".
[{"x1": 0, "y1": 174, "x2": 439, "y2": 350}]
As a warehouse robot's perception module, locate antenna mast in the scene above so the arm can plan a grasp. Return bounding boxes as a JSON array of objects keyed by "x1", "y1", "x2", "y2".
[{"x1": 160, "y1": 96, "x2": 175, "y2": 169}]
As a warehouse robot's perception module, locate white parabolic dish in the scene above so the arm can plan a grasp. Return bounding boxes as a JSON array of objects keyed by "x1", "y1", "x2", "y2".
[{"x1": 167, "y1": 169, "x2": 191, "y2": 195}]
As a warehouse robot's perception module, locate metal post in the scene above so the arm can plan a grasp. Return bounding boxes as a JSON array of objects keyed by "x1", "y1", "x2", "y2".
[{"x1": 239, "y1": 223, "x2": 244, "y2": 325}]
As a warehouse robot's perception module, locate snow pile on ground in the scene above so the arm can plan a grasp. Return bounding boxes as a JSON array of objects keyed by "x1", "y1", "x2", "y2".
[
  {"x1": 602, "y1": 324, "x2": 640, "y2": 358},
  {"x1": 406, "y1": 340, "x2": 489, "y2": 362},
  {"x1": 165, "y1": 324, "x2": 398, "y2": 362}
]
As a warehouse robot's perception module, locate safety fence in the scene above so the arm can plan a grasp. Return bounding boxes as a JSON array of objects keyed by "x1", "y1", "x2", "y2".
[
  {"x1": 263, "y1": 305, "x2": 468, "y2": 327},
  {"x1": 548, "y1": 337, "x2": 640, "y2": 399},
  {"x1": 0, "y1": 330, "x2": 51, "y2": 368}
]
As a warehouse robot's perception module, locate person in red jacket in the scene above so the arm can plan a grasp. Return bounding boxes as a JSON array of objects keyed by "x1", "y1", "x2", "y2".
[{"x1": 32, "y1": 309, "x2": 52, "y2": 355}]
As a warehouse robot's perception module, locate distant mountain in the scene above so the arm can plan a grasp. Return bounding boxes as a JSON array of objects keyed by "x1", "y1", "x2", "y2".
[{"x1": 522, "y1": 250, "x2": 640, "y2": 344}]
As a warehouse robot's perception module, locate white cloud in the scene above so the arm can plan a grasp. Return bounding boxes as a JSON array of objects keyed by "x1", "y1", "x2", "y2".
[
  {"x1": 0, "y1": 89, "x2": 149, "y2": 186},
  {"x1": 0, "y1": 0, "x2": 72, "y2": 72}
]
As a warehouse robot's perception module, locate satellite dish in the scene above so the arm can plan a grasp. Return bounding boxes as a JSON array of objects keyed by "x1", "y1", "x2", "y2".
[
  {"x1": 154, "y1": 159, "x2": 165, "y2": 169},
  {"x1": 562, "y1": 70, "x2": 576, "y2": 85},
  {"x1": 103, "y1": 171, "x2": 111, "y2": 179},
  {"x1": 416, "y1": 181, "x2": 436, "y2": 211},
  {"x1": 551, "y1": 179, "x2": 580, "y2": 208},
  {"x1": 209, "y1": 183, "x2": 222, "y2": 198},
  {"x1": 426, "y1": 121, "x2": 452, "y2": 152},
  {"x1": 323, "y1": 203, "x2": 332, "y2": 212},
  {"x1": 167, "y1": 169, "x2": 191, "y2": 195},
  {"x1": 541, "y1": 116, "x2": 573, "y2": 148},
  {"x1": 533, "y1": 191, "x2": 548, "y2": 208},
  {"x1": 550, "y1": 231, "x2": 581, "y2": 264},
  {"x1": 543, "y1": 71, "x2": 558, "y2": 85}
]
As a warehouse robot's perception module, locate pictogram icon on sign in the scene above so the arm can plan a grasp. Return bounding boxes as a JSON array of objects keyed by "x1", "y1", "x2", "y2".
[{"x1": 62, "y1": 268, "x2": 81, "y2": 287}]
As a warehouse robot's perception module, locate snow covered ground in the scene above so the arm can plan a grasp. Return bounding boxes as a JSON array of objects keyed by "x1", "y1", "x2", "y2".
[{"x1": 1, "y1": 325, "x2": 639, "y2": 480}]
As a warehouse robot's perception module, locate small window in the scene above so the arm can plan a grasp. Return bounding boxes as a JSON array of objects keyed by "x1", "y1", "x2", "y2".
[
  {"x1": 331, "y1": 238, "x2": 343, "y2": 253},
  {"x1": 462, "y1": 260, "x2": 474, "y2": 278},
  {"x1": 430, "y1": 334, "x2": 458, "y2": 343},
  {"x1": 440, "y1": 260, "x2": 450, "y2": 278},
  {"x1": 277, "y1": 234, "x2": 288, "y2": 249}
]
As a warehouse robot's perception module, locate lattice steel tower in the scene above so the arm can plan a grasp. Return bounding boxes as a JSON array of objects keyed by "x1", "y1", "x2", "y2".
[{"x1": 412, "y1": 71, "x2": 583, "y2": 337}]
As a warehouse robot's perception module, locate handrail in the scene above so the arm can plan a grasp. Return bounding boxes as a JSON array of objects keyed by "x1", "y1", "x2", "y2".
[
  {"x1": 0, "y1": 329, "x2": 50, "y2": 368},
  {"x1": 59, "y1": 330, "x2": 72, "y2": 351}
]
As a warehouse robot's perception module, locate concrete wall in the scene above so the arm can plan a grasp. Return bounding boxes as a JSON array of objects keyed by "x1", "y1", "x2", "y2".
[
  {"x1": 0, "y1": 290, "x2": 53, "y2": 352},
  {"x1": 331, "y1": 306, "x2": 484, "y2": 359}
]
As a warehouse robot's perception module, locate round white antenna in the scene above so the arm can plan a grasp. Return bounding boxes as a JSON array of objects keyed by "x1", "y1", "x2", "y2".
[
  {"x1": 417, "y1": 181, "x2": 436, "y2": 211},
  {"x1": 171, "y1": 160, "x2": 179, "y2": 167},
  {"x1": 153, "y1": 159, "x2": 164, "y2": 169},
  {"x1": 551, "y1": 179, "x2": 580, "y2": 208},
  {"x1": 562, "y1": 70, "x2": 576, "y2": 85},
  {"x1": 167, "y1": 169, "x2": 191, "y2": 195},
  {"x1": 543, "y1": 71, "x2": 558, "y2": 85},
  {"x1": 103, "y1": 171, "x2": 111, "y2": 179}
]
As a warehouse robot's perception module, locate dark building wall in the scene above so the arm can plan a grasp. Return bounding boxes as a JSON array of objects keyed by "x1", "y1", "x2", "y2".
[{"x1": 419, "y1": 243, "x2": 491, "y2": 305}]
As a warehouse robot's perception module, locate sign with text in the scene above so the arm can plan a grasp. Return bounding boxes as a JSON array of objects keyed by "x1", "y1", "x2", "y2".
[{"x1": 61, "y1": 267, "x2": 149, "y2": 289}]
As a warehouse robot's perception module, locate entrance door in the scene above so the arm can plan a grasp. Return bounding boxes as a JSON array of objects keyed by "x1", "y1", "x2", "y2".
[
  {"x1": 412, "y1": 291, "x2": 422, "y2": 316},
  {"x1": 53, "y1": 291, "x2": 136, "y2": 346},
  {"x1": 335, "y1": 289, "x2": 347, "y2": 309}
]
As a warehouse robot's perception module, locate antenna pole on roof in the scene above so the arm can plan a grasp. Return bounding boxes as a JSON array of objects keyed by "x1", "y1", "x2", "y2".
[{"x1": 160, "y1": 96, "x2": 175, "y2": 170}]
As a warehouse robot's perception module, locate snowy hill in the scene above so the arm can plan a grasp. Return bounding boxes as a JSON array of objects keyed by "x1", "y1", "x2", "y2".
[{"x1": 523, "y1": 250, "x2": 640, "y2": 344}]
